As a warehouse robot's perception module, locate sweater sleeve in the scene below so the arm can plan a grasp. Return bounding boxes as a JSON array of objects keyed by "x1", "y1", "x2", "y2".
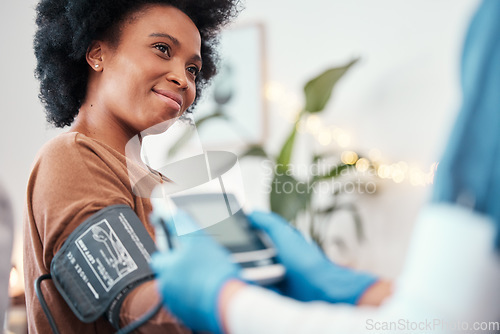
[
  {"x1": 25, "y1": 133, "x2": 188, "y2": 333},
  {"x1": 30, "y1": 134, "x2": 135, "y2": 267}
]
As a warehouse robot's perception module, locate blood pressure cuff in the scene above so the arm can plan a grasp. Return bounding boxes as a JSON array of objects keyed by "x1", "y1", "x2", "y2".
[{"x1": 50, "y1": 204, "x2": 157, "y2": 327}]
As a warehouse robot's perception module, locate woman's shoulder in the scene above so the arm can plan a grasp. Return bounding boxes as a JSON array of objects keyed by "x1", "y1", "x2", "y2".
[
  {"x1": 33, "y1": 132, "x2": 77, "y2": 164},
  {"x1": 28, "y1": 132, "x2": 133, "y2": 201},
  {"x1": 38, "y1": 131, "x2": 99, "y2": 152},
  {"x1": 30, "y1": 132, "x2": 90, "y2": 177},
  {"x1": 35, "y1": 132, "x2": 120, "y2": 165}
]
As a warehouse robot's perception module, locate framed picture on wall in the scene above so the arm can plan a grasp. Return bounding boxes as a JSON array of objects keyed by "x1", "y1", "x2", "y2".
[{"x1": 193, "y1": 23, "x2": 267, "y2": 150}]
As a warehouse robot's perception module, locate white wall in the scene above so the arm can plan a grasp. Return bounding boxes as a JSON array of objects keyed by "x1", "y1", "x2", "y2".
[
  {"x1": 0, "y1": 1, "x2": 65, "y2": 277},
  {"x1": 0, "y1": 0, "x2": 479, "y2": 279}
]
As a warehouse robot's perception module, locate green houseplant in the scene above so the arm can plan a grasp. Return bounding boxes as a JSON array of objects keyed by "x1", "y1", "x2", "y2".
[{"x1": 242, "y1": 58, "x2": 376, "y2": 248}]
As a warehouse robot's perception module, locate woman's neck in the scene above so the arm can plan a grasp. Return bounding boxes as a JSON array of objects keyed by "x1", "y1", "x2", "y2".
[{"x1": 70, "y1": 107, "x2": 137, "y2": 156}]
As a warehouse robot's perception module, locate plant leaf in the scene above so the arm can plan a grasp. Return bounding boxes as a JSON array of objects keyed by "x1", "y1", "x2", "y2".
[
  {"x1": 313, "y1": 163, "x2": 354, "y2": 183},
  {"x1": 275, "y1": 125, "x2": 298, "y2": 175},
  {"x1": 270, "y1": 174, "x2": 310, "y2": 223},
  {"x1": 239, "y1": 144, "x2": 269, "y2": 159},
  {"x1": 304, "y1": 58, "x2": 358, "y2": 113},
  {"x1": 312, "y1": 153, "x2": 324, "y2": 164}
]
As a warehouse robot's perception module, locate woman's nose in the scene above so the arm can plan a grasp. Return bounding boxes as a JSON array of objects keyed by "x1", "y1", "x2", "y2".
[{"x1": 166, "y1": 64, "x2": 188, "y2": 89}]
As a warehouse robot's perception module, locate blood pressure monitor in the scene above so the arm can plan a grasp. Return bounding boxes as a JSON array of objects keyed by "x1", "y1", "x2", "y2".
[{"x1": 153, "y1": 192, "x2": 285, "y2": 285}]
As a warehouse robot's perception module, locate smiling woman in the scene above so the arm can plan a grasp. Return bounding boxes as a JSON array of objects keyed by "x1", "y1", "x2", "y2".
[
  {"x1": 72, "y1": 5, "x2": 202, "y2": 150},
  {"x1": 24, "y1": 0, "x2": 241, "y2": 333}
]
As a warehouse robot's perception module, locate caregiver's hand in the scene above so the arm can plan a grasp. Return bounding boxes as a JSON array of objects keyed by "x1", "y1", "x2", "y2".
[
  {"x1": 151, "y1": 211, "x2": 241, "y2": 334},
  {"x1": 248, "y1": 211, "x2": 389, "y2": 305}
]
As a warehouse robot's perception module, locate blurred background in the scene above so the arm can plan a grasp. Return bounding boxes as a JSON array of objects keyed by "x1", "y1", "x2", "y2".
[{"x1": 0, "y1": 0, "x2": 480, "y2": 332}]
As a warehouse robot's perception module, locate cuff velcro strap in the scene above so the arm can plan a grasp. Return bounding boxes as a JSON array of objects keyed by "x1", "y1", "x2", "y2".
[{"x1": 50, "y1": 205, "x2": 157, "y2": 323}]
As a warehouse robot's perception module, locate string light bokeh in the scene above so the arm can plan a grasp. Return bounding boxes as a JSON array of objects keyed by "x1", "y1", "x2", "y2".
[{"x1": 264, "y1": 81, "x2": 438, "y2": 187}]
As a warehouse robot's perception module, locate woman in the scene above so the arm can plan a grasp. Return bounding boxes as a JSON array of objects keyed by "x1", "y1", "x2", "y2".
[{"x1": 24, "y1": 0, "x2": 240, "y2": 333}]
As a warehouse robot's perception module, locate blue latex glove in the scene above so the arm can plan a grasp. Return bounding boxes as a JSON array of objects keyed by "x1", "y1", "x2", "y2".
[
  {"x1": 151, "y1": 211, "x2": 240, "y2": 334},
  {"x1": 248, "y1": 211, "x2": 378, "y2": 304},
  {"x1": 431, "y1": 0, "x2": 500, "y2": 250}
]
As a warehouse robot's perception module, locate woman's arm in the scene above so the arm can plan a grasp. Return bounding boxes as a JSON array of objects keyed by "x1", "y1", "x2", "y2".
[{"x1": 120, "y1": 280, "x2": 190, "y2": 333}]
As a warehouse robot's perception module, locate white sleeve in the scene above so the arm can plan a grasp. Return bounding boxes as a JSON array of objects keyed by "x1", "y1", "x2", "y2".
[
  {"x1": 226, "y1": 284, "x2": 377, "y2": 334},
  {"x1": 383, "y1": 203, "x2": 500, "y2": 324},
  {"x1": 225, "y1": 204, "x2": 500, "y2": 334}
]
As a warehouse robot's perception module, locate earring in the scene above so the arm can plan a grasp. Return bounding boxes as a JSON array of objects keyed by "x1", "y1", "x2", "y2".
[{"x1": 94, "y1": 64, "x2": 99, "y2": 68}]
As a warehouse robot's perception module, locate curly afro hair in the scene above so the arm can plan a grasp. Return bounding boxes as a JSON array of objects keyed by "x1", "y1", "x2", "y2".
[{"x1": 34, "y1": 0, "x2": 242, "y2": 127}]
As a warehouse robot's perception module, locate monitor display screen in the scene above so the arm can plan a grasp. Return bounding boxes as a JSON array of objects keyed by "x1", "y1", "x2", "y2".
[{"x1": 171, "y1": 193, "x2": 267, "y2": 252}]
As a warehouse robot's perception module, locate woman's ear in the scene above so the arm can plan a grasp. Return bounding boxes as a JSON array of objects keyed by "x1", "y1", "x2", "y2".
[{"x1": 86, "y1": 41, "x2": 103, "y2": 71}]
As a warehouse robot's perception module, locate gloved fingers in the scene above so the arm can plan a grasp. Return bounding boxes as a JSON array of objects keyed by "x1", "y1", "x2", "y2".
[
  {"x1": 150, "y1": 251, "x2": 180, "y2": 274},
  {"x1": 150, "y1": 252, "x2": 185, "y2": 311},
  {"x1": 154, "y1": 208, "x2": 234, "y2": 262},
  {"x1": 154, "y1": 209, "x2": 209, "y2": 250},
  {"x1": 248, "y1": 210, "x2": 306, "y2": 246},
  {"x1": 167, "y1": 209, "x2": 201, "y2": 237},
  {"x1": 247, "y1": 211, "x2": 289, "y2": 233}
]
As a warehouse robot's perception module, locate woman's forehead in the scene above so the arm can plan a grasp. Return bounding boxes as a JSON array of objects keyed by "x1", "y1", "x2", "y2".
[
  {"x1": 124, "y1": 5, "x2": 198, "y2": 34},
  {"x1": 120, "y1": 5, "x2": 201, "y2": 47}
]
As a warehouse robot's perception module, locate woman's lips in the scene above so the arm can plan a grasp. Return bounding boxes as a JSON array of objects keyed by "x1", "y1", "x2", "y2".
[{"x1": 152, "y1": 88, "x2": 183, "y2": 112}]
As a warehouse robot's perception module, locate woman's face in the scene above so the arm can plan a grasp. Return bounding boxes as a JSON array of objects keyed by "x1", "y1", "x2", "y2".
[{"x1": 89, "y1": 5, "x2": 201, "y2": 135}]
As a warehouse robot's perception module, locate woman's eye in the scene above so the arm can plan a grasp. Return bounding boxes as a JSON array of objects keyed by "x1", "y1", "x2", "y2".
[
  {"x1": 187, "y1": 66, "x2": 200, "y2": 77},
  {"x1": 154, "y1": 43, "x2": 171, "y2": 57}
]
